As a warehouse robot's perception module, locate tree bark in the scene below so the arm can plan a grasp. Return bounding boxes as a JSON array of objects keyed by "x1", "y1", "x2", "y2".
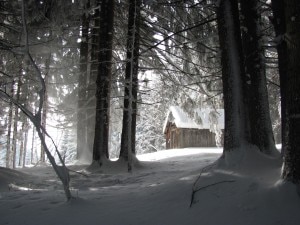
[
  {"x1": 240, "y1": 0, "x2": 277, "y2": 155},
  {"x1": 281, "y1": 0, "x2": 300, "y2": 183},
  {"x1": 86, "y1": 5, "x2": 100, "y2": 161},
  {"x1": 31, "y1": 122, "x2": 35, "y2": 164},
  {"x1": 12, "y1": 74, "x2": 22, "y2": 168},
  {"x1": 119, "y1": 0, "x2": 141, "y2": 164},
  {"x1": 6, "y1": 81, "x2": 14, "y2": 168},
  {"x1": 217, "y1": 0, "x2": 250, "y2": 152},
  {"x1": 22, "y1": 118, "x2": 29, "y2": 167},
  {"x1": 92, "y1": 0, "x2": 115, "y2": 163},
  {"x1": 40, "y1": 54, "x2": 50, "y2": 163},
  {"x1": 18, "y1": 116, "x2": 25, "y2": 167}
]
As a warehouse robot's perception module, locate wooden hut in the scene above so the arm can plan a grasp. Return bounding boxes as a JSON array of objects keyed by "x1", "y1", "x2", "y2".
[{"x1": 163, "y1": 106, "x2": 224, "y2": 149}]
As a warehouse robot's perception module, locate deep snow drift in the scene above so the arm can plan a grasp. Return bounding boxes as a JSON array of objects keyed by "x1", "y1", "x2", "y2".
[{"x1": 0, "y1": 147, "x2": 299, "y2": 225}]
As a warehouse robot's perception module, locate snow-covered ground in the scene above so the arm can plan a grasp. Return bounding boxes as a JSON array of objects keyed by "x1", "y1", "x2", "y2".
[{"x1": 0, "y1": 147, "x2": 299, "y2": 225}]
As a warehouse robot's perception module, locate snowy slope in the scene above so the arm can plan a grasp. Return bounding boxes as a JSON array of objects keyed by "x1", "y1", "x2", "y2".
[{"x1": 0, "y1": 147, "x2": 299, "y2": 225}]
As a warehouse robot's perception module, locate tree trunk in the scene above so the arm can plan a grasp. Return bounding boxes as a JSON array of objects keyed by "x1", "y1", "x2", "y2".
[
  {"x1": 77, "y1": 0, "x2": 90, "y2": 161},
  {"x1": 12, "y1": 108, "x2": 19, "y2": 168},
  {"x1": 6, "y1": 82, "x2": 14, "y2": 168},
  {"x1": 31, "y1": 124, "x2": 35, "y2": 164},
  {"x1": 18, "y1": 121, "x2": 25, "y2": 167},
  {"x1": 217, "y1": 0, "x2": 250, "y2": 153},
  {"x1": 41, "y1": 55, "x2": 50, "y2": 163},
  {"x1": 18, "y1": 114, "x2": 28, "y2": 167},
  {"x1": 240, "y1": 0, "x2": 277, "y2": 155},
  {"x1": 12, "y1": 74, "x2": 22, "y2": 168},
  {"x1": 120, "y1": 0, "x2": 141, "y2": 164},
  {"x1": 21, "y1": 59, "x2": 30, "y2": 167},
  {"x1": 22, "y1": 119, "x2": 29, "y2": 167},
  {"x1": 85, "y1": 6, "x2": 100, "y2": 161},
  {"x1": 92, "y1": 0, "x2": 115, "y2": 164},
  {"x1": 281, "y1": 0, "x2": 300, "y2": 183}
]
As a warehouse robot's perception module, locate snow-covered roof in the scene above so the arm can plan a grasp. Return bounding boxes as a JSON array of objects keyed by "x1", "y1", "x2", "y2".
[{"x1": 163, "y1": 106, "x2": 224, "y2": 133}]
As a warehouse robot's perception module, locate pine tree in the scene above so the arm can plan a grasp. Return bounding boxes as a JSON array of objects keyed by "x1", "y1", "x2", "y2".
[
  {"x1": 217, "y1": 0, "x2": 251, "y2": 153},
  {"x1": 119, "y1": 0, "x2": 141, "y2": 168},
  {"x1": 240, "y1": 0, "x2": 277, "y2": 155},
  {"x1": 281, "y1": 0, "x2": 300, "y2": 183},
  {"x1": 92, "y1": 0, "x2": 115, "y2": 164},
  {"x1": 77, "y1": 0, "x2": 90, "y2": 162}
]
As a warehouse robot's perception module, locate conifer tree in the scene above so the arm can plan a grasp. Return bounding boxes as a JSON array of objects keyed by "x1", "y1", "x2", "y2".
[
  {"x1": 217, "y1": 0, "x2": 251, "y2": 153},
  {"x1": 240, "y1": 0, "x2": 277, "y2": 155},
  {"x1": 119, "y1": 0, "x2": 141, "y2": 169},
  {"x1": 92, "y1": 0, "x2": 115, "y2": 164},
  {"x1": 280, "y1": 0, "x2": 300, "y2": 183}
]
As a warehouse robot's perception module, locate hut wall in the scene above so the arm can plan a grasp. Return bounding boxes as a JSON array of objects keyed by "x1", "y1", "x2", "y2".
[
  {"x1": 165, "y1": 123, "x2": 179, "y2": 149},
  {"x1": 179, "y1": 128, "x2": 217, "y2": 148},
  {"x1": 166, "y1": 125, "x2": 223, "y2": 149}
]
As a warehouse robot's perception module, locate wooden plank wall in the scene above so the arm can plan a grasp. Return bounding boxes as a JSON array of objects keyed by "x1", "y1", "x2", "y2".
[{"x1": 166, "y1": 127, "x2": 219, "y2": 149}]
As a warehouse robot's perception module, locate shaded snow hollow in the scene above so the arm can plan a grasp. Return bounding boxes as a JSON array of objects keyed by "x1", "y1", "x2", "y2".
[{"x1": 0, "y1": 147, "x2": 299, "y2": 225}]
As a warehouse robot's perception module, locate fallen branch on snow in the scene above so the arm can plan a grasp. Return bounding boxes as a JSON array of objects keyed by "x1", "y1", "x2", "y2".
[
  {"x1": 189, "y1": 162, "x2": 236, "y2": 208},
  {"x1": 190, "y1": 180, "x2": 236, "y2": 208}
]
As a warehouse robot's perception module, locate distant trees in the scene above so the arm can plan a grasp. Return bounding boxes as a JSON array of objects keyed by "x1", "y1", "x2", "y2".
[
  {"x1": 1, "y1": 0, "x2": 299, "y2": 185},
  {"x1": 0, "y1": 0, "x2": 80, "y2": 168},
  {"x1": 0, "y1": 0, "x2": 72, "y2": 200}
]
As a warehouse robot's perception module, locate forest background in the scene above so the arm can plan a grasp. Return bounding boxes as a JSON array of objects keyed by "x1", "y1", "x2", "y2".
[{"x1": 0, "y1": 0, "x2": 299, "y2": 195}]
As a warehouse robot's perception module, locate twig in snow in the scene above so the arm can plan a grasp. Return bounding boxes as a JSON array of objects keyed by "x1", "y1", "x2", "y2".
[
  {"x1": 190, "y1": 180, "x2": 236, "y2": 208},
  {"x1": 189, "y1": 163, "x2": 215, "y2": 208},
  {"x1": 192, "y1": 163, "x2": 216, "y2": 191}
]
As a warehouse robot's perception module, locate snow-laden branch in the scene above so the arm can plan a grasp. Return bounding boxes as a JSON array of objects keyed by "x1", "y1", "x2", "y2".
[{"x1": 140, "y1": 16, "x2": 216, "y2": 55}]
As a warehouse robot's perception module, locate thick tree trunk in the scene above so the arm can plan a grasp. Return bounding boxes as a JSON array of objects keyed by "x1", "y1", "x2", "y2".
[
  {"x1": 119, "y1": 0, "x2": 141, "y2": 163},
  {"x1": 240, "y1": 0, "x2": 277, "y2": 155},
  {"x1": 281, "y1": 0, "x2": 300, "y2": 183},
  {"x1": 86, "y1": 7, "x2": 100, "y2": 161},
  {"x1": 92, "y1": 0, "x2": 115, "y2": 163},
  {"x1": 217, "y1": 0, "x2": 250, "y2": 152},
  {"x1": 77, "y1": 1, "x2": 90, "y2": 161}
]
